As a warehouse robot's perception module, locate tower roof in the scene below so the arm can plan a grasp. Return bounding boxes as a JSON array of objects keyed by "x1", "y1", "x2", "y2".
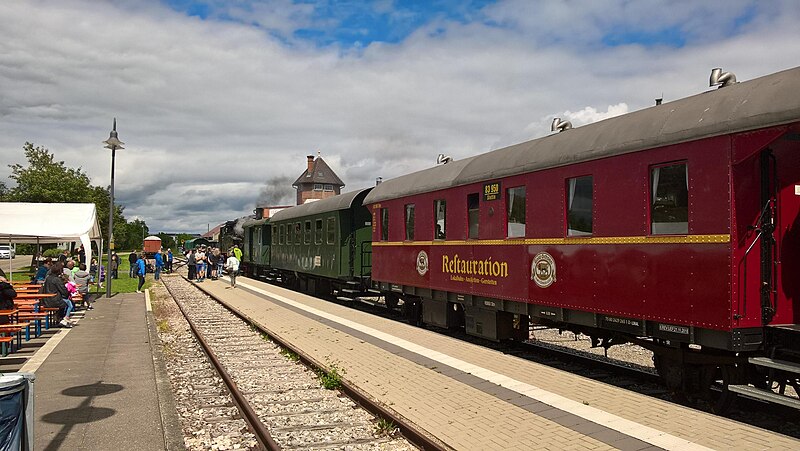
[{"x1": 292, "y1": 156, "x2": 345, "y2": 188}]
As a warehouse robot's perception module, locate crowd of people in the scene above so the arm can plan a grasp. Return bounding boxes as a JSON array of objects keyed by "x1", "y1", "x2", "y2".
[
  {"x1": 25, "y1": 255, "x2": 96, "y2": 328},
  {"x1": 2, "y1": 242, "x2": 241, "y2": 330},
  {"x1": 185, "y1": 244, "x2": 241, "y2": 288}
]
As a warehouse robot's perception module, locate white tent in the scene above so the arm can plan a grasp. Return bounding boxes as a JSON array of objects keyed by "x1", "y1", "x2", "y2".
[{"x1": 0, "y1": 202, "x2": 104, "y2": 279}]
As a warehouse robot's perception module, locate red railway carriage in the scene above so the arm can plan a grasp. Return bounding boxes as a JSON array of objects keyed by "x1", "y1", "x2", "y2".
[{"x1": 364, "y1": 67, "x2": 800, "y2": 409}]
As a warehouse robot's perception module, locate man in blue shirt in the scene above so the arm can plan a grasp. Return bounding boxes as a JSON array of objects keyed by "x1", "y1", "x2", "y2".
[
  {"x1": 166, "y1": 249, "x2": 173, "y2": 273},
  {"x1": 135, "y1": 253, "x2": 146, "y2": 293},
  {"x1": 154, "y1": 250, "x2": 164, "y2": 281}
]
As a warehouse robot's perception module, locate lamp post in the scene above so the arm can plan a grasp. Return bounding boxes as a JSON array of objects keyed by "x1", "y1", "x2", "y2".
[{"x1": 104, "y1": 119, "x2": 124, "y2": 298}]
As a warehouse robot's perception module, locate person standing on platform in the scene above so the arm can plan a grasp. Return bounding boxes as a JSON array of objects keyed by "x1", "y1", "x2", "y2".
[
  {"x1": 225, "y1": 250, "x2": 239, "y2": 289},
  {"x1": 128, "y1": 250, "x2": 138, "y2": 277},
  {"x1": 208, "y1": 248, "x2": 219, "y2": 280},
  {"x1": 195, "y1": 247, "x2": 206, "y2": 282},
  {"x1": 166, "y1": 249, "x2": 173, "y2": 273},
  {"x1": 187, "y1": 249, "x2": 196, "y2": 280},
  {"x1": 110, "y1": 252, "x2": 119, "y2": 279},
  {"x1": 154, "y1": 249, "x2": 164, "y2": 281},
  {"x1": 135, "y1": 253, "x2": 146, "y2": 293},
  {"x1": 232, "y1": 244, "x2": 242, "y2": 262}
]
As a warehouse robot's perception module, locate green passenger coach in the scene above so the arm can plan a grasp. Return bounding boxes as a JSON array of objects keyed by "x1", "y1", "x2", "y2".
[
  {"x1": 240, "y1": 216, "x2": 272, "y2": 279},
  {"x1": 269, "y1": 188, "x2": 373, "y2": 296}
]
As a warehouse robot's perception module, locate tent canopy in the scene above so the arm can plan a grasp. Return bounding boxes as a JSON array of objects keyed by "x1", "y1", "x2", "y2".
[{"x1": 0, "y1": 202, "x2": 103, "y2": 268}]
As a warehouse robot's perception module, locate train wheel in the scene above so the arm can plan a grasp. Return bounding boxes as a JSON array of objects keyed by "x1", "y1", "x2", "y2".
[
  {"x1": 703, "y1": 363, "x2": 742, "y2": 414},
  {"x1": 385, "y1": 293, "x2": 399, "y2": 310}
]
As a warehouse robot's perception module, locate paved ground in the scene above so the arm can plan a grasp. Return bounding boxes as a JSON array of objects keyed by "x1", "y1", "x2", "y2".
[
  {"x1": 197, "y1": 274, "x2": 800, "y2": 451},
  {"x1": 9, "y1": 292, "x2": 184, "y2": 451}
]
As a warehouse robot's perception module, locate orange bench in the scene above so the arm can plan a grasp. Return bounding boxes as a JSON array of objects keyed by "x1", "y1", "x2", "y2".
[{"x1": 0, "y1": 335, "x2": 14, "y2": 356}]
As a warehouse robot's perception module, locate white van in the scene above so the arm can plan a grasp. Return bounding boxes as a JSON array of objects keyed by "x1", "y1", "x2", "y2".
[{"x1": 0, "y1": 245, "x2": 15, "y2": 259}]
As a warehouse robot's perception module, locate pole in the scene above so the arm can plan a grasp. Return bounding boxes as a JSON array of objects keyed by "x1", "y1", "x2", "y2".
[{"x1": 106, "y1": 147, "x2": 115, "y2": 298}]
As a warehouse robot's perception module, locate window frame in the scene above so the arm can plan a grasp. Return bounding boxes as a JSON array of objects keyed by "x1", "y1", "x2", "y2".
[
  {"x1": 315, "y1": 219, "x2": 323, "y2": 244},
  {"x1": 506, "y1": 186, "x2": 526, "y2": 238},
  {"x1": 566, "y1": 175, "x2": 593, "y2": 237},
  {"x1": 380, "y1": 208, "x2": 389, "y2": 241},
  {"x1": 280, "y1": 224, "x2": 286, "y2": 245},
  {"x1": 326, "y1": 217, "x2": 336, "y2": 244},
  {"x1": 649, "y1": 161, "x2": 689, "y2": 236},
  {"x1": 404, "y1": 204, "x2": 415, "y2": 241},
  {"x1": 313, "y1": 183, "x2": 323, "y2": 191},
  {"x1": 324, "y1": 184, "x2": 333, "y2": 191},
  {"x1": 467, "y1": 193, "x2": 480, "y2": 239},
  {"x1": 434, "y1": 199, "x2": 446, "y2": 240},
  {"x1": 304, "y1": 220, "x2": 312, "y2": 244},
  {"x1": 294, "y1": 222, "x2": 302, "y2": 244}
]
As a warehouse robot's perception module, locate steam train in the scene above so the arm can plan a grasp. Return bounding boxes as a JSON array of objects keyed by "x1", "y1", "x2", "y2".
[{"x1": 238, "y1": 66, "x2": 800, "y2": 412}]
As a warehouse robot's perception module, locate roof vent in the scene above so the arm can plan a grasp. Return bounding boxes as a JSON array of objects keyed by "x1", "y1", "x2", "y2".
[
  {"x1": 709, "y1": 67, "x2": 737, "y2": 88},
  {"x1": 436, "y1": 154, "x2": 453, "y2": 165},
  {"x1": 551, "y1": 117, "x2": 572, "y2": 133},
  {"x1": 376, "y1": 177, "x2": 383, "y2": 185}
]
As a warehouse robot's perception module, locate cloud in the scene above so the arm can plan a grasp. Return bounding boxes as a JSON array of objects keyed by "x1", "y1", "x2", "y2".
[{"x1": 1, "y1": 0, "x2": 799, "y2": 233}]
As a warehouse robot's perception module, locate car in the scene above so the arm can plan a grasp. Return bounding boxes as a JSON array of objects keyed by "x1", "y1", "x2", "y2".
[{"x1": 0, "y1": 245, "x2": 15, "y2": 259}]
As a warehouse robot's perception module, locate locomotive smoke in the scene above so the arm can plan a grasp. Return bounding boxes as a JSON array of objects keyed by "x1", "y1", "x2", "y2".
[
  {"x1": 257, "y1": 175, "x2": 294, "y2": 208},
  {"x1": 233, "y1": 218, "x2": 246, "y2": 236}
]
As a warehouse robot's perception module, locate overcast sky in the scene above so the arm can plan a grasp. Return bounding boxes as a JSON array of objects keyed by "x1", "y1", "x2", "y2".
[{"x1": 1, "y1": 0, "x2": 798, "y2": 234}]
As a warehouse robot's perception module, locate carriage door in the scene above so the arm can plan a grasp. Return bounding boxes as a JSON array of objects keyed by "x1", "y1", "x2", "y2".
[
  {"x1": 758, "y1": 150, "x2": 778, "y2": 324},
  {"x1": 773, "y1": 134, "x2": 800, "y2": 325}
]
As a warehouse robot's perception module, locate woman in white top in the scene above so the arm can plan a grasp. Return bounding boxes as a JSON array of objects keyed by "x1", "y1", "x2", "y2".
[
  {"x1": 195, "y1": 248, "x2": 206, "y2": 282},
  {"x1": 225, "y1": 252, "x2": 239, "y2": 288}
]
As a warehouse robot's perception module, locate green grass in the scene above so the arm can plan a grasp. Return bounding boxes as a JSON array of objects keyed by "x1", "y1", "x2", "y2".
[
  {"x1": 95, "y1": 251, "x2": 154, "y2": 295},
  {"x1": 317, "y1": 362, "x2": 346, "y2": 390}
]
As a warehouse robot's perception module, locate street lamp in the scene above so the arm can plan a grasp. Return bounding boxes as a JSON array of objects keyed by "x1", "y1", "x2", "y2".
[{"x1": 104, "y1": 118, "x2": 124, "y2": 298}]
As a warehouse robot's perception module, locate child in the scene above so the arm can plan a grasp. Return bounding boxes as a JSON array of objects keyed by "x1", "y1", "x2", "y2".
[{"x1": 59, "y1": 274, "x2": 76, "y2": 326}]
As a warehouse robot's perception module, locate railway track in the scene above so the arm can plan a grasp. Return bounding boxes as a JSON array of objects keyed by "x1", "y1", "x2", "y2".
[{"x1": 156, "y1": 275, "x2": 430, "y2": 450}]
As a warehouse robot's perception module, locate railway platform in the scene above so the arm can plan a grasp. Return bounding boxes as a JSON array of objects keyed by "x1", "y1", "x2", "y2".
[
  {"x1": 12, "y1": 292, "x2": 184, "y2": 451},
  {"x1": 197, "y1": 275, "x2": 800, "y2": 451}
]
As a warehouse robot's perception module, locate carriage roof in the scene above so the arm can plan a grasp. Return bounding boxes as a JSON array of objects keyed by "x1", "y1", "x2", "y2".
[{"x1": 365, "y1": 66, "x2": 800, "y2": 204}]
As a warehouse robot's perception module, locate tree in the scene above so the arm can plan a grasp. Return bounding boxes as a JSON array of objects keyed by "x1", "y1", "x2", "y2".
[
  {"x1": 5, "y1": 143, "x2": 93, "y2": 203},
  {"x1": 175, "y1": 233, "x2": 194, "y2": 250},
  {"x1": 2, "y1": 142, "x2": 150, "y2": 251},
  {"x1": 156, "y1": 233, "x2": 176, "y2": 251}
]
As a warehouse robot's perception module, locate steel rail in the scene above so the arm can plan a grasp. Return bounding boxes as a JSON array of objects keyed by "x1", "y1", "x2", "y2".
[
  {"x1": 162, "y1": 279, "x2": 281, "y2": 451},
  {"x1": 186, "y1": 275, "x2": 449, "y2": 451}
]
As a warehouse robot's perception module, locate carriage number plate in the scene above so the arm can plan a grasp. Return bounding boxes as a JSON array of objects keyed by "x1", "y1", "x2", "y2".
[{"x1": 795, "y1": 185, "x2": 800, "y2": 195}]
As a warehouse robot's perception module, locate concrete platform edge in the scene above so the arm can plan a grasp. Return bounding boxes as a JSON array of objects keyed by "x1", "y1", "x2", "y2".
[{"x1": 146, "y1": 307, "x2": 185, "y2": 450}]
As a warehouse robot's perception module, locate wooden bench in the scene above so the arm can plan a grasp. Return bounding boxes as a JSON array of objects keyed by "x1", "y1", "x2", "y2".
[
  {"x1": 0, "y1": 323, "x2": 29, "y2": 348},
  {"x1": 16, "y1": 303, "x2": 51, "y2": 336},
  {"x1": 0, "y1": 335, "x2": 14, "y2": 356}
]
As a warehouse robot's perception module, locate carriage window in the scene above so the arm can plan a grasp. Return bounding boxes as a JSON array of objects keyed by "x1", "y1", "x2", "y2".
[
  {"x1": 304, "y1": 221, "x2": 312, "y2": 244},
  {"x1": 434, "y1": 199, "x2": 446, "y2": 240},
  {"x1": 468, "y1": 193, "x2": 480, "y2": 239},
  {"x1": 380, "y1": 208, "x2": 389, "y2": 241},
  {"x1": 567, "y1": 176, "x2": 593, "y2": 236},
  {"x1": 294, "y1": 223, "x2": 302, "y2": 244},
  {"x1": 327, "y1": 217, "x2": 336, "y2": 244},
  {"x1": 507, "y1": 186, "x2": 526, "y2": 238},
  {"x1": 405, "y1": 204, "x2": 415, "y2": 241},
  {"x1": 280, "y1": 224, "x2": 286, "y2": 244},
  {"x1": 315, "y1": 219, "x2": 323, "y2": 244},
  {"x1": 272, "y1": 225, "x2": 277, "y2": 245},
  {"x1": 261, "y1": 225, "x2": 270, "y2": 245},
  {"x1": 651, "y1": 163, "x2": 688, "y2": 235}
]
